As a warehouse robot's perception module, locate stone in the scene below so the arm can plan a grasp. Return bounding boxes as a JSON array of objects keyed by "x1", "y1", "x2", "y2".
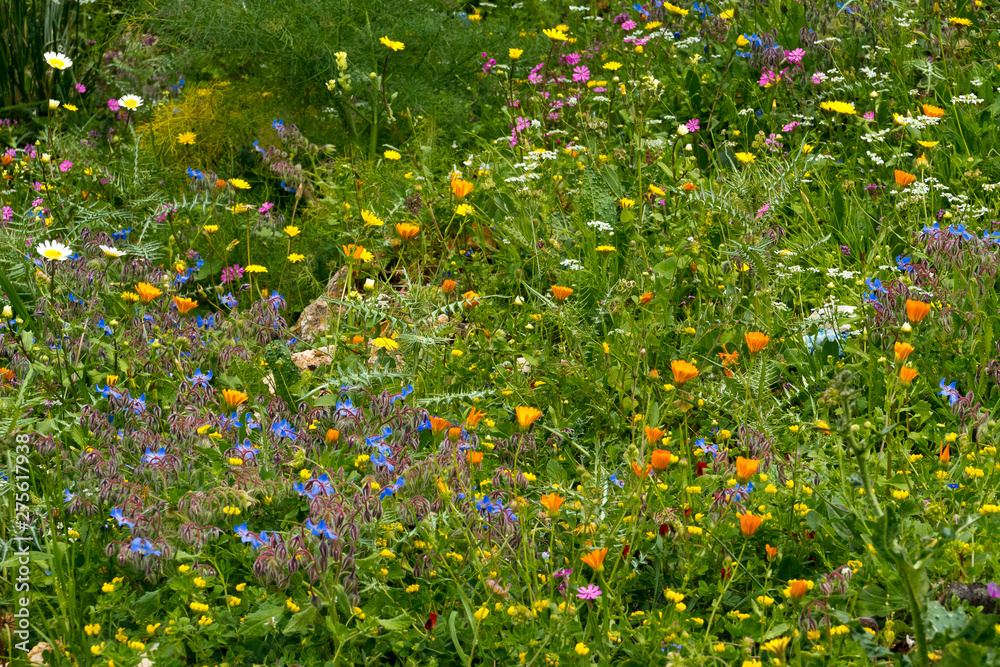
[{"x1": 292, "y1": 266, "x2": 348, "y2": 342}]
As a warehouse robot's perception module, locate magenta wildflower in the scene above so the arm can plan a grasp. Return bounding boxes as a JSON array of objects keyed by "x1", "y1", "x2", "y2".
[
  {"x1": 1, "y1": 206, "x2": 12, "y2": 221},
  {"x1": 221, "y1": 264, "x2": 245, "y2": 284},
  {"x1": 75, "y1": 83, "x2": 86, "y2": 94},
  {"x1": 107, "y1": 98, "x2": 120, "y2": 111},
  {"x1": 576, "y1": 584, "x2": 602, "y2": 600},
  {"x1": 863, "y1": 111, "x2": 875, "y2": 121},
  {"x1": 258, "y1": 202, "x2": 274, "y2": 214},
  {"x1": 685, "y1": 118, "x2": 700, "y2": 133},
  {"x1": 785, "y1": 48, "x2": 805, "y2": 65},
  {"x1": 564, "y1": 53, "x2": 581, "y2": 66},
  {"x1": 810, "y1": 72, "x2": 826, "y2": 84},
  {"x1": 572, "y1": 66, "x2": 590, "y2": 83},
  {"x1": 621, "y1": 19, "x2": 637, "y2": 30},
  {"x1": 756, "y1": 203, "x2": 770, "y2": 219},
  {"x1": 758, "y1": 69, "x2": 779, "y2": 87},
  {"x1": 59, "y1": 161, "x2": 72, "y2": 173},
  {"x1": 782, "y1": 121, "x2": 800, "y2": 132}
]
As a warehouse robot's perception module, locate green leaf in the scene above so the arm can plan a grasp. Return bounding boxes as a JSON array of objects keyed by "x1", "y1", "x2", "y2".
[
  {"x1": 448, "y1": 610, "x2": 469, "y2": 664},
  {"x1": 284, "y1": 606, "x2": 319, "y2": 635},
  {"x1": 377, "y1": 612, "x2": 413, "y2": 631}
]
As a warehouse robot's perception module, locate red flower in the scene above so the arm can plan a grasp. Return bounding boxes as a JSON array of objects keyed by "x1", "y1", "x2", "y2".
[
  {"x1": 659, "y1": 523, "x2": 671, "y2": 536},
  {"x1": 622, "y1": 544, "x2": 630, "y2": 557},
  {"x1": 425, "y1": 612, "x2": 438, "y2": 630},
  {"x1": 695, "y1": 461, "x2": 708, "y2": 476}
]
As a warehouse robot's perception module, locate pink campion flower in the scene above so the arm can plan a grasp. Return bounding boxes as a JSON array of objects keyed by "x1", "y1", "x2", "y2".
[
  {"x1": 258, "y1": 202, "x2": 274, "y2": 214},
  {"x1": 758, "y1": 69, "x2": 779, "y2": 87},
  {"x1": 482, "y1": 58, "x2": 496, "y2": 74},
  {"x1": 686, "y1": 118, "x2": 700, "y2": 133},
  {"x1": 810, "y1": 71, "x2": 826, "y2": 84},
  {"x1": 221, "y1": 264, "x2": 245, "y2": 284},
  {"x1": 32, "y1": 198, "x2": 43, "y2": 207},
  {"x1": 1, "y1": 206, "x2": 12, "y2": 221},
  {"x1": 576, "y1": 584, "x2": 602, "y2": 600},
  {"x1": 782, "y1": 121, "x2": 799, "y2": 132},
  {"x1": 785, "y1": 48, "x2": 806, "y2": 65},
  {"x1": 573, "y1": 66, "x2": 590, "y2": 83},
  {"x1": 756, "y1": 203, "x2": 771, "y2": 219},
  {"x1": 75, "y1": 83, "x2": 86, "y2": 94},
  {"x1": 593, "y1": 87, "x2": 607, "y2": 93},
  {"x1": 59, "y1": 161, "x2": 72, "y2": 172},
  {"x1": 107, "y1": 98, "x2": 120, "y2": 111},
  {"x1": 564, "y1": 53, "x2": 581, "y2": 66},
  {"x1": 621, "y1": 19, "x2": 637, "y2": 30},
  {"x1": 527, "y1": 63, "x2": 545, "y2": 85},
  {"x1": 863, "y1": 111, "x2": 875, "y2": 121}
]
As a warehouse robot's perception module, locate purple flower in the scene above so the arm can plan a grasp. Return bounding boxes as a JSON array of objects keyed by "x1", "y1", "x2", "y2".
[
  {"x1": 989, "y1": 582, "x2": 1000, "y2": 598},
  {"x1": 75, "y1": 83, "x2": 86, "y2": 94},
  {"x1": 810, "y1": 72, "x2": 826, "y2": 85},
  {"x1": 572, "y1": 66, "x2": 590, "y2": 83},
  {"x1": 621, "y1": 19, "x2": 637, "y2": 30},
  {"x1": 1, "y1": 206, "x2": 12, "y2": 221},
  {"x1": 564, "y1": 53, "x2": 581, "y2": 66},
  {"x1": 59, "y1": 161, "x2": 72, "y2": 172},
  {"x1": 258, "y1": 201, "x2": 274, "y2": 214},
  {"x1": 863, "y1": 111, "x2": 875, "y2": 121},
  {"x1": 576, "y1": 584, "x2": 602, "y2": 600},
  {"x1": 686, "y1": 118, "x2": 700, "y2": 134},
  {"x1": 107, "y1": 98, "x2": 120, "y2": 111}
]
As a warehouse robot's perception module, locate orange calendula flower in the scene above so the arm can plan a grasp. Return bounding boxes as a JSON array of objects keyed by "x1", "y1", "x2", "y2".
[
  {"x1": 639, "y1": 292, "x2": 653, "y2": 305},
  {"x1": 906, "y1": 299, "x2": 930, "y2": 322},
  {"x1": 580, "y1": 547, "x2": 608, "y2": 572},
  {"x1": 451, "y1": 179, "x2": 474, "y2": 199},
  {"x1": 650, "y1": 449, "x2": 673, "y2": 471},
  {"x1": 551, "y1": 285, "x2": 574, "y2": 300},
  {"x1": 172, "y1": 296, "x2": 198, "y2": 315},
  {"x1": 467, "y1": 450, "x2": 484, "y2": 466},
  {"x1": 939, "y1": 442, "x2": 950, "y2": 464},
  {"x1": 441, "y1": 279, "x2": 457, "y2": 294},
  {"x1": 735, "y1": 456, "x2": 759, "y2": 482},
  {"x1": 718, "y1": 346, "x2": 739, "y2": 378},
  {"x1": 786, "y1": 579, "x2": 810, "y2": 600},
  {"x1": 744, "y1": 331, "x2": 770, "y2": 353},
  {"x1": 465, "y1": 407, "x2": 486, "y2": 430},
  {"x1": 899, "y1": 366, "x2": 919, "y2": 384},
  {"x1": 921, "y1": 104, "x2": 945, "y2": 118},
  {"x1": 429, "y1": 416, "x2": 450, "y2": 435},
  {"x1": 463, "y1": 290, "x2": 480, "y2": 309},
  {"x1": 632, "y1": 461, "x2": 652, "y2": 478},
  {"x1": 516, "y1": 406, "x2": 542, "y2": 431},
  {"x1": 540, "y1": 493, "x2": 564, "y2": 516},
  {"x1": 644, "y1": 426, "x2": 665, "y2": 444},
  {"x1": 0, "y1": 367, "x2": 15, "y2": 383},
  {"x1": 221, "y1": 389, "x2": 248, "y2": 409},
  {"x1": 342, "y1": 244, "x2": 374, "y2": 262},
  {"x1": 395, "y1": 223, "x2": 420, "y2": 240},
  {"x1": 894, "y1": 341, "x2": 914, "y2": 362},
  {"x1": 325, "y1": 429, "x2": 340, "y2": 444},
  {"x1": 894, "y1": 170, "x2": 916, "y2": 187},
  {"x1": 135, "y1": 282, "x2": 162, "y2": 303},
  {"x1": 739, "y1": 513, "x2": 762, "y2": 537},
  {"x1": 765, "y1": 544, "x2": 779, "y2": 560},
  {"x1": 448, "y1": 426, "x2": 463, "y2": 442},
  {"x1": 671, "y1": 360, "x2": 699, "y2": 385}
]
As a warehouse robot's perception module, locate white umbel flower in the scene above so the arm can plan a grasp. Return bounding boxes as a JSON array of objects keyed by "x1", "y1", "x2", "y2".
[
  {"x1": 99, "y1": 245, "x2": 126, "y2": 258},
  {"x1": 117, "y1": 94, "x2": 143, "y2": 110},
  {"x1": 36, "y1": 240, "x2": 73, "y2": 261},
  {"x1": 43, "y1": 51, "x2": 73, "y2": 70}
]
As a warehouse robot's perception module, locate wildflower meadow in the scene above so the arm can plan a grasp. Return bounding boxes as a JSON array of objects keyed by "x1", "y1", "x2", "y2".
[{"x1": 3, "y1": 0, "x2": 1000, "y2": 665}]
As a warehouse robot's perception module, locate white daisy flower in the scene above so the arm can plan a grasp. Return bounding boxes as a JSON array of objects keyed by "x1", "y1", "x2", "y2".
[
  {"x1": 36, "y1": 241, "x2": 73, "y2": 261},
  {"x1": 99, "y1": 245, "x2": 126, "y2": 258},
  {"x1": 117, "y1": 94, "x2": 143, "y2": 111},
  {"x1": 43, "y1": 51, "x2": 73, "y2": 70}
]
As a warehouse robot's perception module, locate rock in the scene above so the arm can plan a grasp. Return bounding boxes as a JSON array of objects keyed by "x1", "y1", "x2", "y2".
[
  {"x1": 27, "y1": 643, "x2": 52, "y2": 664},
  {"x1": 292, "y1": 266, "x2": 349, "y2": 342},
  {"x1": 291, "y1": 346, "x2": 335, "y2": 371}
]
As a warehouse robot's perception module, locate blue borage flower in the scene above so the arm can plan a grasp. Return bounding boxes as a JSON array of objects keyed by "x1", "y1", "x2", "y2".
[
  {"x1": 96, "y1": 319, "x2": 113, "y2": 335},
  {"x1": 110, "y1": 507, "x2": 135, "y2": 528},
  {"x1": 263, "y1": 292, "x2": 286, "y2": 310},
  {"x1": 220, "y1": 292, "x2": 238, "y2": 308},
  {"x1": 111, "y1": 227, "x2": 132, "y2": 241},
  {"x1": 63, "y1": 489, "x2": 77, "y2": 503},
  {"x1": 186, "y1": 368, "x2": 213, "y2": 388},
  {"x1": 271, "y1": 419, "x2": 296, "y2": 439},
  {"x1": 305, "y1": 518, "x2": 338, "y2": 539},
  {"x1": 235, "y1": 522, "x2": 269, "y2": 549},
  {"x1": 230, "y1": 439, "x2": 260, "y2": 463},
  {"x1": 186, "y1": 167, "x2": 204, "y2": 180},
  {"x1": 389, "y1": 384, "x2": 414, "y2": 403},
  {"x1": 130, "y1": 537, "x2": 162, "y2": 556},
  {"x1": 379, "y1": 477, "x2": 405, "y2": 500},
  {"x1": 142, "y1": 447, "x2": 168, "y2": 465},
  {"x1": 294, "y1": 473, "x2": 335, "y2": 499},
  {"x1": 939, "y1": 378, "x2": 961, "y2": 405},
  {"x1": 863, "y1": 277, "x2": 887, "y2": 305},
  {"x1": 333, "y1": 396, "x2": 361, "y2": 420},
  {"x1": 219, "y1": 412, "x2": 243, "y2": 431}
]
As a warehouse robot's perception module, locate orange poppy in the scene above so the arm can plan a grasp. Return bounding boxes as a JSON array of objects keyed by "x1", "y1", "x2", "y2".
[
  {"x1": 639, "y1": 292, "x2": 653, "y2": 305},
  {"x1": 325, "y1": 429, "x2": 340, "y2": 444},
  {"x1": 939, "y1": 442, "x2": 950, "y2": 464}
]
